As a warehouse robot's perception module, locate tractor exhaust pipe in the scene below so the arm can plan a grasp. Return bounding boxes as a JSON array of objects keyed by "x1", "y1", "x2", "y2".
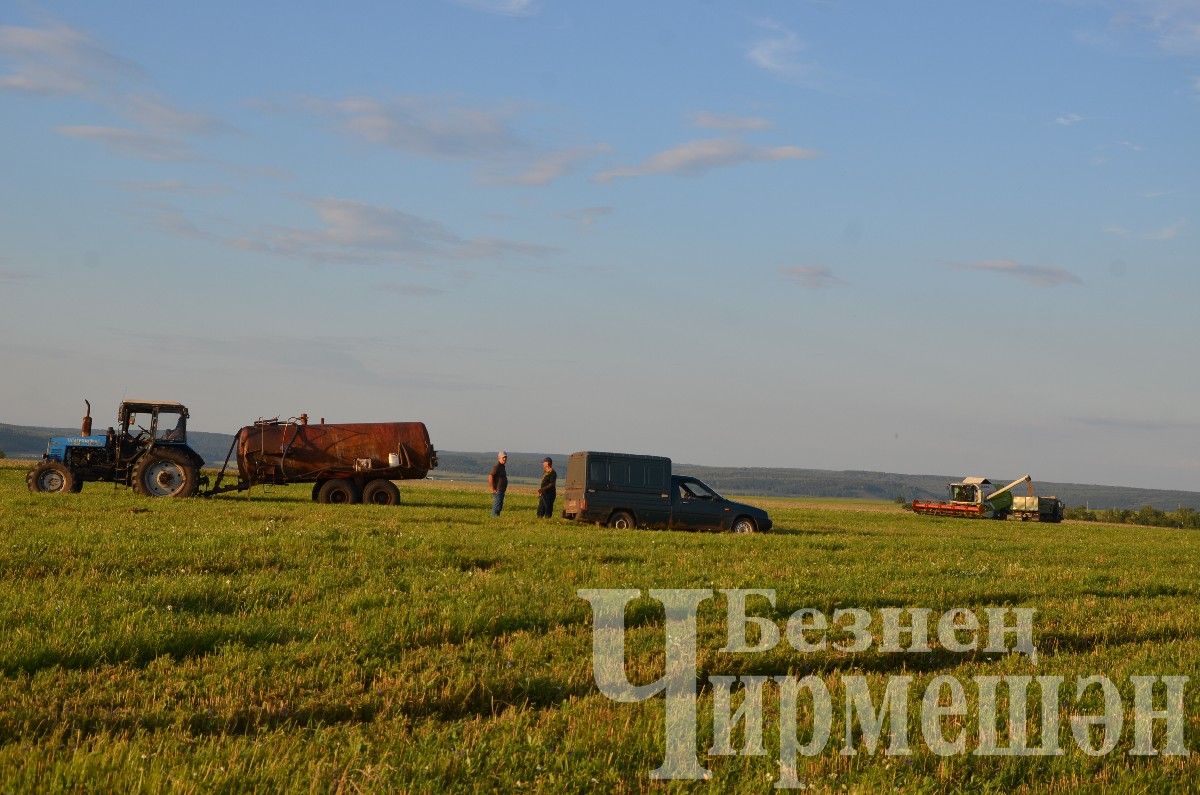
[{"x1": 81, "y1": 400, "x2": 92, "y2": 437}]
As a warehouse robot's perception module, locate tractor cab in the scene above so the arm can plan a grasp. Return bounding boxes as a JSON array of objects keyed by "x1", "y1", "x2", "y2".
[{"x1": 119, "y1": 401, "x2": 190, "y2": 445}]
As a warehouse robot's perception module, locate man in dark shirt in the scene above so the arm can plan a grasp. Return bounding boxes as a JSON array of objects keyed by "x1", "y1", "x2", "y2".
[
  {"x1": 488, "y1": 451, "x2": 508, "y2": 516},
  {"x1": 537, "y1": 457, "x2": 557, "y2": 519}
]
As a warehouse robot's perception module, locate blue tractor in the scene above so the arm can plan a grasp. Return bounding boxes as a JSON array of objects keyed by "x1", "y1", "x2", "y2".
[{"x1": 26, "y1": 400, "x2": 205, "y2": 498}]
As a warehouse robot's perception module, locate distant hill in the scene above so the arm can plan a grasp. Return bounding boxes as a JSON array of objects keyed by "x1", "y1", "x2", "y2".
[
  {"x1": 3, "y1": 422, "x2": 1197, "y2": 510},
  {"x1": 0, "y1": 423, "x2": 235, "y2": 467}
]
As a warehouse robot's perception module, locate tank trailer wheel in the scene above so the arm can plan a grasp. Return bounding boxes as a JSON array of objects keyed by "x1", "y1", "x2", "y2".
[
  {"x1": 132, "y1": 451, "x2": 199, "y2": 498},
  {"x1": 318, "y1": 478, "x2": 361, "y2": 505},
  {"x1": 731, "y1": 516, "x2": 757, "y2": 534},
  {"x1": 27, "y1": 461, "x2": 77, "y2": 494},
  {"x1": 607, "y1": 510, "x2": 636, "y2": 530},
  {"x1": 362, "y1": 479, "x2": 401, "y2": 506},
  {"x1": 311, "y1": 481, "x2": 324, "y2": 502}
]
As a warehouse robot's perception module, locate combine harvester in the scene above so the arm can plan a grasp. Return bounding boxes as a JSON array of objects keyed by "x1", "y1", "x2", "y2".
[{"x1": 911, "y1": 474, "x2": 1064, "y2": 523}]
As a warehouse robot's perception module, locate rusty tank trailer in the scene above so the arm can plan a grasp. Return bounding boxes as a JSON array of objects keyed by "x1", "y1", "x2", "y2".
[{"x1": 209, "y1": 414, "x2": 437, "y2": 505}]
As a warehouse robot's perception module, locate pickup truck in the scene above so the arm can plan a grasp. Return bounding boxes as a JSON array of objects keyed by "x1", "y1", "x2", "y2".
[{"x1": 561, "y1": 451, "x2": 772, "y2": 533}]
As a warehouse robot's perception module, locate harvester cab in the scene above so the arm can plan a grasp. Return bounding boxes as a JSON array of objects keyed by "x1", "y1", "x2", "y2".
[{"x1": 27, "y1": 399, "x2": 205, "y2": 498}]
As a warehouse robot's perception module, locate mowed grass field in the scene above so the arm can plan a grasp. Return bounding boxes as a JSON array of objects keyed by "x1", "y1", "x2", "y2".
[{"x1": 0, "y1": 460, "x2": 1198, "y2": 793}]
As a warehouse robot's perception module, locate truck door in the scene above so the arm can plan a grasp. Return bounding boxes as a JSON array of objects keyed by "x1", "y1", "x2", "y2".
[{"x1": 671, "y1": 477, "x2": 726, "y2": 530}]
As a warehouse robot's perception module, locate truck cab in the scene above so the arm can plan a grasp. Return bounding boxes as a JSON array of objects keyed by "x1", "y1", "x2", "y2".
[{"x1": 562, "y1": 451, "x2": 771, "y2": 533}]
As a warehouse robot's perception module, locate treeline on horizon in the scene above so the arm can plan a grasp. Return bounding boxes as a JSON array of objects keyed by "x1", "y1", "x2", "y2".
[{"x1": 1064, "y1": 504, "x2": 1200, "y2": 530}]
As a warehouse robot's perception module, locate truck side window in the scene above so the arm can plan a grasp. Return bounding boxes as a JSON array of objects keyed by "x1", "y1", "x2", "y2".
[{"x1": 588, "y1": 459, "x2": 606, "y2": 485}]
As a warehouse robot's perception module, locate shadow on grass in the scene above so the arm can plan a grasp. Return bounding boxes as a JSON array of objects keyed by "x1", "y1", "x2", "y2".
[{"x1": 1, "y1": 624, "x2": 311, "y2": 677}]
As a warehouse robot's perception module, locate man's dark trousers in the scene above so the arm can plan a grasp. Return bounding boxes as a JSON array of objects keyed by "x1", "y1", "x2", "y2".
[{"x1": 537, "y1": 489, "x2": 555, "y2": 518}]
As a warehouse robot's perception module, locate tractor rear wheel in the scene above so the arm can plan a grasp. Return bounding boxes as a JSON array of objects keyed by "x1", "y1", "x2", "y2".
[
  {"x1": 132, "y1": 450, "x2": 199, "y2": 498},
  {"x1": 27, "y1": 461, "x2": 77, "y2": 494},
  {"x1": 317, "y1": 478, "x2": 361, "y2": 505},
  {"x1": 362, "y1": 479, "x2": 401, "y2": 506}
]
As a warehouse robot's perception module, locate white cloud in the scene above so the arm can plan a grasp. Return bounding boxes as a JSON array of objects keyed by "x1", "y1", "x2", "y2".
[
  {"x1": 560, "y1": 206, "x2": 614, "y2": 226},
  {"x1": 293, "y1": 94, "x2": 607, "y2": 186},
  {"x1": 1144, "y1": 219, "x2": 1185, "y2": 240},
  {"x1": 116, "y1": 180, "x2": 230, "y2": 196},
  {"x1": 595, "y1": 138, "x2": 819, "y2": 182},
  {"x1": 950, "y1": 259, "x2": 1083, "y2": 287},
  {"x1": 0, "y1": 21, "x2": 139, "y2": 95},
  {"x1": 1081, "y1": 1, "x2": 1200, "y2": 55},
  {"x1": 1055, "y1": 113, "x2": 1085, "y2": 126},
  {"x1": 2, "y1": 20, "x2": 231, "y2": 163},
  {"x1": 488, "y1": 144, "x2": 611, "y2": 186},
  {"x1": 746, "y1": 19, "x2": 823, "y2": 87},
  {"x1": 451, "y1": 0, "x2": 538, "y2": 17},
  {"x1": 691, "y1": 112, "x2": 772, "y2": 131},
  {"x1": 1104, "y1": 220, "x2": 1186, "y2": 240},
  {"x1": 299, "y1": 95, "x2": 530, "y2": 161},
  {"x1": 1130, "y1": 0, "x2": 1200, "y2": 55},
  {"x1": 55, "y1": 125, "x2": 194, "y2": 161},
  {"x1": 155, "y1": 197, "x2": 556, "y2": 267},
  {"x1": 780, "y1": 266, "x2": 844, "y2": 289},
  {"x1": 376, "y1": 282, "x2": 449, "y2": 297},
  {"x1": 123, "y1": 93, "x2": 230, "y2": 136}
]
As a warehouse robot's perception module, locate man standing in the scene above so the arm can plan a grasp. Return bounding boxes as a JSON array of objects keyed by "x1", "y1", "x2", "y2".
[
  {"x1": 537, "y1": 457, "x2": 557, "y2": 519},
  {"x1": 488, "y1": 451, "x2": 508, "y2": 516}
]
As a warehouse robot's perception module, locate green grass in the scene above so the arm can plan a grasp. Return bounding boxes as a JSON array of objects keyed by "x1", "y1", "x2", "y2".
[{"x1": 0, "y1": 460, "x2": 1197, "y2": 793}]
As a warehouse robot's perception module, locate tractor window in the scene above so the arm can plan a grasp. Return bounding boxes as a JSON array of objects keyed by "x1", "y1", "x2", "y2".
[{"x1": 157, "y1": 413, "x2": 186, "y2": 442}]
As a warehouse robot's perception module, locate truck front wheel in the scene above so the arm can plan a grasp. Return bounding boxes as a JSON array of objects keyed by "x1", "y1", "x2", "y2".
[
  {"x1": 731, "y1": 516, "x2": 758, "y2": 534},
  {"x1": 27, "y1": 461, "x2": 77, "y2": 494}
]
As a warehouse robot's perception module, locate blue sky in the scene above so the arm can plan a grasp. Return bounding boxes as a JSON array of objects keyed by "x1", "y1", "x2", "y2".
[{"x1": 1, "y1": 1, "x2": 1197, "y2": 490}]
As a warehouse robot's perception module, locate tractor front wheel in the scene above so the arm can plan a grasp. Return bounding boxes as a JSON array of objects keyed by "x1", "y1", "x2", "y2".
[
  {"x1": 132, "y1": 451, "x2": 200, "y2": 498},
  {"x1": 27, "y1": 461, "x2": 77, "y2": 494}
]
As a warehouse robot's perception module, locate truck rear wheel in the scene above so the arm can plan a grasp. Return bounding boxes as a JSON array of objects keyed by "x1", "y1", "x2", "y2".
[
  {"x1": 27, "y1": 461, "x2": 77, "y2": 494},
  {"x1": 132, "y1": 450, "x2": 199, "y2": 498},
  {"x1": 317, "y1": 478, "x2": 360, "y2": 505},
  {"x1": 608, "y1": 510, "x2": 636, "y2": 530},
  {"x1": 362, "y1": 479, "x2": 401, "y2": 506}
]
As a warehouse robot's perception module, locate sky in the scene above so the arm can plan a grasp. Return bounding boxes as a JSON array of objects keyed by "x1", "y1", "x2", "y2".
[{"x1": 1, "y1": 1, "x2": 1197, "y2": 490}]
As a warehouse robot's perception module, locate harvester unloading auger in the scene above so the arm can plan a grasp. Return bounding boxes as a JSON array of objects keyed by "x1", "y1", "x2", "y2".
[{"x1": 911, "y1": 474, "x2": 1064, "y2": 522}]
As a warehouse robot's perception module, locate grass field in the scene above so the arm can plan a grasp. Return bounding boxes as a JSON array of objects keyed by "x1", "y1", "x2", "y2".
[{"x1": 1, "y1": 460, "x2": 1197, "y2": 793}]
